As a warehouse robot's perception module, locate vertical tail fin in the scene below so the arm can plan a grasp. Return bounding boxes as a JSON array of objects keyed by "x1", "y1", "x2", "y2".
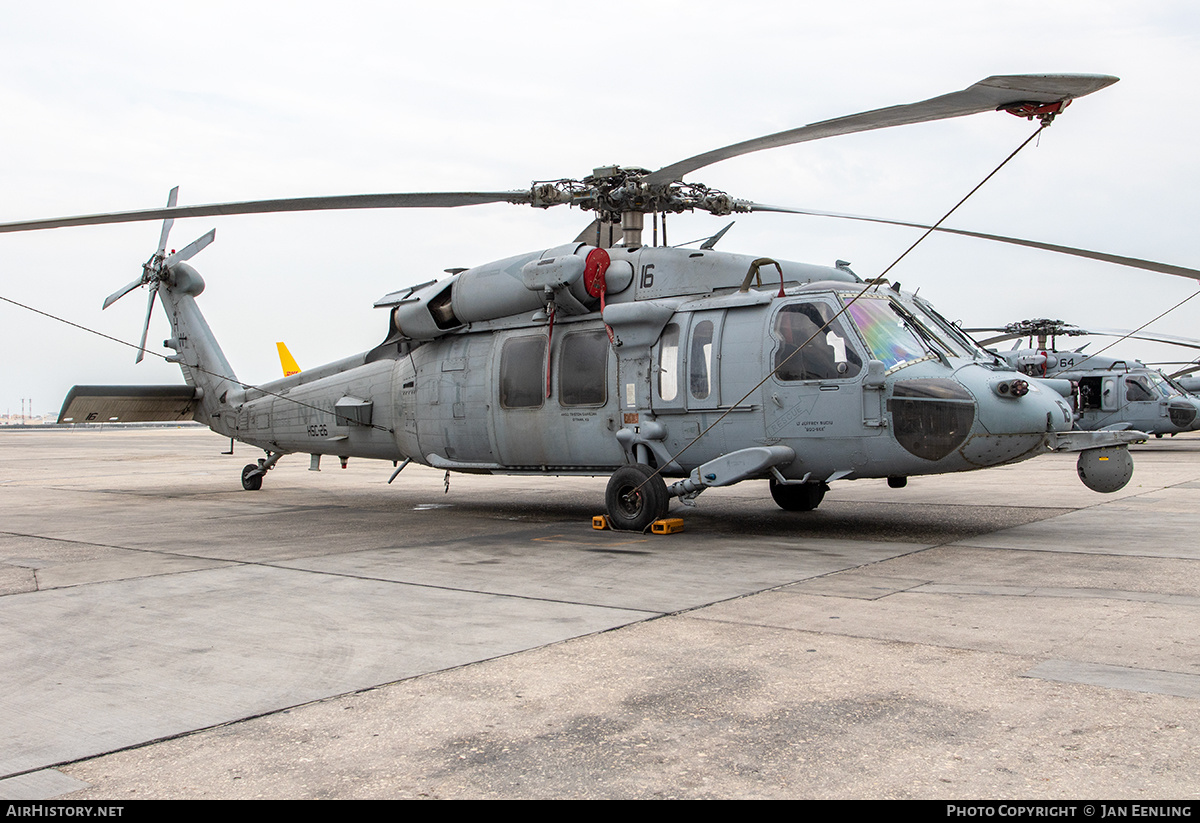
[{"x1": 94, "y1": 188, "x2": 240, "y2": 436}]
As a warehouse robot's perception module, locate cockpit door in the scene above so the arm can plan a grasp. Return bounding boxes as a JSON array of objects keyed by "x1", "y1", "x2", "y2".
[{"x1": 764, "y1": 300, "x2": 873, "y2": 441}]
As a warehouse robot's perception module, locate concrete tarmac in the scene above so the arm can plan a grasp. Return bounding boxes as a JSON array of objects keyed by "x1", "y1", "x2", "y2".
[{"x1": 1, "y1": 427, "x2": 1198, "y2": 799}]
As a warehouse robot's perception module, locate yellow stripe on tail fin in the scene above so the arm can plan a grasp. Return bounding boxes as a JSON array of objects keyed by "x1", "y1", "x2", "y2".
[{"x1": 276, "y1": 342, "x2": 301, "y2": 376}]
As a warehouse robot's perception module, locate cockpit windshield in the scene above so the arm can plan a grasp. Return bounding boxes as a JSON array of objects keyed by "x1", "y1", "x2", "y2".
[
  {"x1": 1145, "y1": 371, "x2": 1182, "y2": 399},
  {"x1": 909, "y1": 299, "x2": 984, "y2": 359},
  {"x1": 842, "y1": 295, "x2": 932, "y2": 371}
]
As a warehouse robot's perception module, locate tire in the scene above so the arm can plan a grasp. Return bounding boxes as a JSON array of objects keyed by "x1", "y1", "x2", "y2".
[
  {"x1": 241, "y1": 464, "x2": 264, "y2": 491},
  {"x1": 769, "y1": 478, "x2": 826, "y2": 511},
  {"x1": 605, "y1": 464, "x2": 669, "y2": 531}
]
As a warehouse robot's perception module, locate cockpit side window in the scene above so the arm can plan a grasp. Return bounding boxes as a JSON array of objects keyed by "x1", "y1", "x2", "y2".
[
  {"x1": 1126, "y1": 377, "x2": 1155, "y2": 403},
  {"x1": 773, "y1": 303, "x2": 862, "y2": 381}
]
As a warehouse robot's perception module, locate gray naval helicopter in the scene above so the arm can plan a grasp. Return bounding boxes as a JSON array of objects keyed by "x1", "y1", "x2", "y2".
[
  {"x1": 6, "y1": 73, "x2": 1173, "y2": 530},
  {"x1": 966, "y1": 319, "x2": 1200, "y2": 437}
]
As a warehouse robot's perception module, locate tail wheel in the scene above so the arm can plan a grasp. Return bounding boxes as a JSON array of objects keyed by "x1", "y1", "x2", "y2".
[
  {"x1": 769, "y1": 478, "x2": 826, "y2": 511},
  {"x1": 605, "y1": 464, "x2": 668, "y2": 531},
  {"x1": 241, "y1": 464, "x2": 264, "y2": 491}
]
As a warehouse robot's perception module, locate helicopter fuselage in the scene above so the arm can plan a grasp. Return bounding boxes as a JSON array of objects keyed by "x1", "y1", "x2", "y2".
[{"x1": 209, "y1": 243, "x2": 1086, "y2": 490}]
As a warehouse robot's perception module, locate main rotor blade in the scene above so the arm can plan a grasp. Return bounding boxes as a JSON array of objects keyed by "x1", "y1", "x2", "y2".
[
  {"x1": 0, "y1": 191, "x2": 535, "y2": 234},
  {"x1": 975, "y1": 332, "x2": 1029, "y2": 346},
  {"x1": 747, "y1": 203, "x2": 1200, "y2": 282},
  {"x1": 156, "y1": 186, "x2": 179, "y2": 255},
  {"x1": 164, "y1": 228, "x2": 216, "y2": 267},
  {"x1": 645, "y1": 74, "x2": 1118, "y2": 186},
  {"x1": 102, "y1": 276, "x2": 145, "y2": 310},
  {"x1": 1087, "y1": 328, "x2": 1200, "y2": 352},
  {"x1": 973, "y1": 328, "x2": 1200, "y2": 350}
]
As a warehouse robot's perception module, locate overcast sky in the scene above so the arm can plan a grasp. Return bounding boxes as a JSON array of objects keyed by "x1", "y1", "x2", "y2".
[{"x1": 1, "y1": 1, "x2": 1198, "y2": 416}]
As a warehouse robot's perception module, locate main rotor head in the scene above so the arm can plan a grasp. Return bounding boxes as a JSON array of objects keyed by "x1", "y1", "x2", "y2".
[
  {"x1": 530, "y1": 165, "x2": 743, "y2": 224},
  {"x1": 1001, "y1": 319, "x2": 1088, "y2": 339}
]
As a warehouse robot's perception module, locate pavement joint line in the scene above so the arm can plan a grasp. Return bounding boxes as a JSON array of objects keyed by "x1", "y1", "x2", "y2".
[
  {"x1": 914, "y1": 583, "x2": 1200, "y2": 606},
  {"x1": 1, "y1": 530, "x2": 153, "y2": 551},
  {"x1": 952, "y1": 542, "x2": 1200, "y2": 560},
  {"x1": 61, "y1": 564, "x2": 665, "y2": 614},
  {"x1": 683, "y1": 587, "x2": 1200, "y2": 681},
  {"x1": 3, "y1": 524, "x2": 642, "y2": 604},
  {"x1": 4, "y1": 540, "x2": 671, "y2": 613},
  {"x1": 1024, "y1": 659, "x2": 1200, "y2": 699},
  {"x1": 781, "y1": 581, "x2": 1200, "y2": 606},
  {"x1": 671, "y1": 611, "x2": 1082, "y2": 664},
  {"x1": 256, "y1": 561, "x2": 671, "y2": 612},
  {"x1": 32, "y1": 485, "x2": 251, "y2": 498}
]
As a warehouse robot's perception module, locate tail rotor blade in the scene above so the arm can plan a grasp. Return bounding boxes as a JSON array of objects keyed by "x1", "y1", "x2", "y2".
[
  {"x1": 164, "y1": 228, "x2": 215, "y2": 267},
  {"x1": 135, "y1": 283, "x2": 157, "y2": 363},
  {"x1": 103, "y1": 276, "x2": 145, "y2": 310},
  {"x1": 156, "y1": 187, "x2": 179, "y2": 255}
]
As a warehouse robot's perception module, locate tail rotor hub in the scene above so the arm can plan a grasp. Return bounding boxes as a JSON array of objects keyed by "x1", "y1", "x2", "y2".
[{"x1": 101, "y1": 188, "x2": 215, "y2": 363}]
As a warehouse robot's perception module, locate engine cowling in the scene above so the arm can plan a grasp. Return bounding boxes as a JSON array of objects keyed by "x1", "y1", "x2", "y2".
[{"x1": 389, "y1": 244, "x2": 611, "y2": 340}]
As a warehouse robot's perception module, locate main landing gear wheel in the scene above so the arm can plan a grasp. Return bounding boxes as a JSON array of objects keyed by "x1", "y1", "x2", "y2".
[
  {"x1": 769, "y1": 478, "x2": 827, "y2": 511},
  {"x1": 241, "y1": 464, "x2": 263, "y2": 491},
  {"x1": 605, "y1": 464, "x2": 669, "y2": 531}
]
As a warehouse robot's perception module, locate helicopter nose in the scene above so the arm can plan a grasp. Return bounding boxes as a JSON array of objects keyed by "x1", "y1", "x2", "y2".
[
  {"x1": 963, "y1": 369, "x2": 1072, "y2": 435},
  {"x1": 887, "y1": 372, "x2": 1071, "y2": 465},
  {"x1": 932, "y1": 367, "x2": 1071, "y2": 467}
]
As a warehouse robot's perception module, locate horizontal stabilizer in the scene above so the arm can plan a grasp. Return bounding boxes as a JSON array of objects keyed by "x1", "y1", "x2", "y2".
[{"x1": 58, "y1": 385, "x2": 200, "y2": 424}]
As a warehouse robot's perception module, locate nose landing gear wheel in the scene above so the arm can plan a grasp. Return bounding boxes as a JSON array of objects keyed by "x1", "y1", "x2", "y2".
[
  {"x1": 605, "y1": 464, "x2": 669, "y2": 531},
  {"x1": 769, "y1": 478, "x2": 826, "y2": 511},
  {"x1": 241, "y1": 464, "x2": 264, "y2": 491}
]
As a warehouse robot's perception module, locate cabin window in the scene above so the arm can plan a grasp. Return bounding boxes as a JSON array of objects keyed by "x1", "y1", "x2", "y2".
[
  {"x1": 658, "y1": 323, "x2": 680, "y2": 402},
  {"x1": 773, "y1": 303, "x2": 862, "y2": 381},
  {"x1": 690, "y1": 320, "x2": 715, "y2": 399},
  {"x1": 560, "y1": 330, "x2": 608, "y2": 407},
  {"x1": 500, "y1": 335, "x2": 546, "y2": 409}
]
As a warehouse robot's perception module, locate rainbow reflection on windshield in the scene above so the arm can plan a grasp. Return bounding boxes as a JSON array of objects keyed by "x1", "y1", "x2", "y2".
[{"x1": 844, "y1": 297, "x2": 928, "y2": 371}]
